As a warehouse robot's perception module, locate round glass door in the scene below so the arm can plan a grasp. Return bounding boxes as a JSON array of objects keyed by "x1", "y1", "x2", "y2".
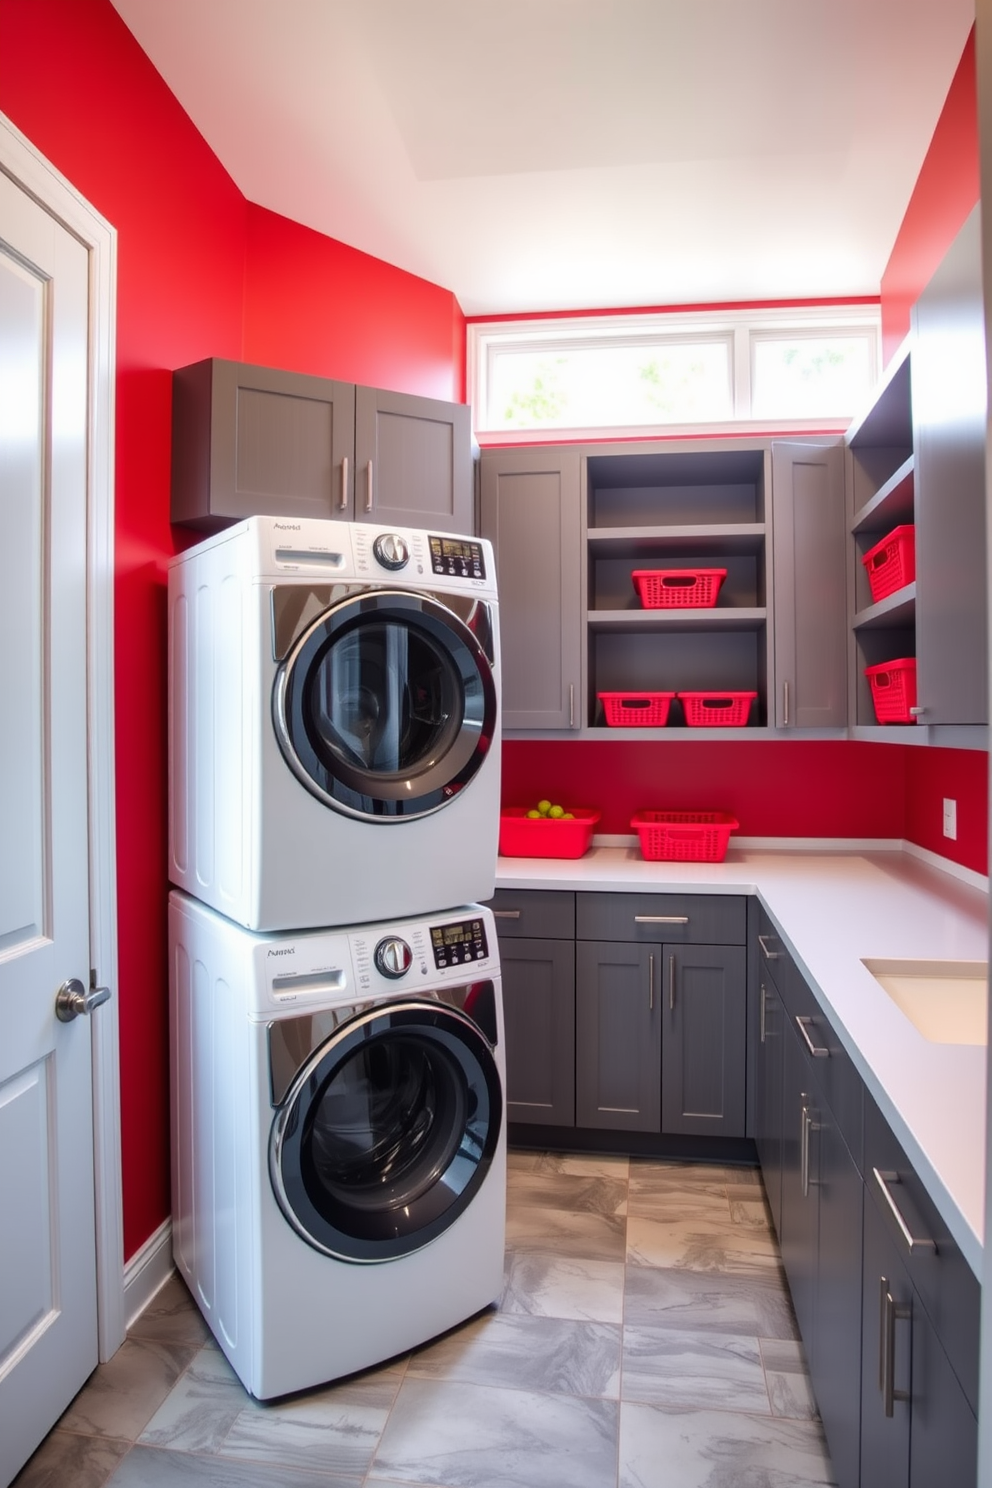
[
  {"x1": 273, "y1": 591, "x2": 497, "y2": 819},
  {"x1": 270, "y1": 1002, "x2": 502, "y2": 1262}
]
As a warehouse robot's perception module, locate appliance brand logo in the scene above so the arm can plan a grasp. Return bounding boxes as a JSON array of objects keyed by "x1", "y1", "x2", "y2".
[
  {"x1": 273, "y1": 522, "x2": 301, "y2": 531},
  {"x1": 266, "y1": 947, "x2": 296, "y2": 957}
]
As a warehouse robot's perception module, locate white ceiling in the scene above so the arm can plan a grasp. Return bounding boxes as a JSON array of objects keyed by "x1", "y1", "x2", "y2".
[{"x1": 110, "y1": 0, "x2": 976, "y2": 317}]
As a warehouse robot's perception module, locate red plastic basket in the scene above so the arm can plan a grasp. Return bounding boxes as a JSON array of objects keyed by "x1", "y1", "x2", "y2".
[
  {"x1": 499, "y1": 807, "x2": 601, "y2": 859},
  {"x1": 865, "y1": 658, "x2": 917, "y2": 725},
  {"x1": 631, "y1": 811, "x2": 739, "y2": 863},
  {"x1": 599, "y1": 691, "x2": 675, "y2": 727},
  {"x1": 678, "y1": 691, "x2": 757, "y2": 727},
  {"x1": 632, "y1": 568, "x2": 727, "y2": 609},
  {"x1": 862, "y1": 525, "x2": 916, "y2": 604}
]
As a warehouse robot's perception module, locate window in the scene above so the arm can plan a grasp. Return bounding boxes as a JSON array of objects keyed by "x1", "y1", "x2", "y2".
[{"x1": 468, "y1": 306, "x2": 880, "y2": 442}]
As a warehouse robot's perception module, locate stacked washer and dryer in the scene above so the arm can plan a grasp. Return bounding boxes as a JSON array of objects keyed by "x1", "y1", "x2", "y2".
[{"x1": 166, "y1": 516, "x2": 506, "y2": 1400}]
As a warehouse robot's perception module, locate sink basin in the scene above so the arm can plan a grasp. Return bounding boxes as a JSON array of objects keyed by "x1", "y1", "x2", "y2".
[{"x1": 862, "y1": 959, "x2": 988, "y2": 1045}]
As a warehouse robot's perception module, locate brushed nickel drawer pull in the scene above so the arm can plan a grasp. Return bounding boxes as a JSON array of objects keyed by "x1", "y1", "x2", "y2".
[
  {"x1": 880, "y1": 1277, "x2": 912, "y2": 1416},
  {"x1": 757, "y1": 933, "x2": 779, "y2": 960},
  {"x1": 796, "y1": 1015, "x2": 829, "y2": 1058},
  {"x1": 493, "y1": 910, "x2": 521, "y2": 919},
  {"x1": 873, "y1": 1168, "x2": 937, "y2": 1254},
  {"x1": 669, "y1": 954, "x2": 676, "y2": 1011},
  {"x1": 649, "y1": 953, "x2": 655, "y2": 1012},
  {"x1": 760, "y1": 983, "x2": 766, "y2": 1043},
  {"x1": 634, "y1": 915, "x2": 689, "y2": 925}
]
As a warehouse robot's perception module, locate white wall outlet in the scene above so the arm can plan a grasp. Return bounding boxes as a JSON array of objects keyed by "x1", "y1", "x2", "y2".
[{"x1": 943, "y1": 798, "x2": 958, "y2": 840}]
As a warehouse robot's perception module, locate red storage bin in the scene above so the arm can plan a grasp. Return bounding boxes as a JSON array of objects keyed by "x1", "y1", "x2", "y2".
[
  {"x1": 865, "y1": 658, "x2": 918, "y2": 725},
  {"x1": 631, "y1": 811, "x2": 739, "y2": 863},
  {"x1": 678, "y1": 691, "x2": 757, "y2": 727},
  {"x1": 599, "y1": 691, "x2": 675, "y2": 727},
  {"x1": 499, "y1": 807, "x2": 601, "y2": 859},
  {"x1": 632, "y1": 568, "x2": 727, "y2": 609},
  {"x1": 862, "y1": 525, "x2": 916, "y2": 604}
]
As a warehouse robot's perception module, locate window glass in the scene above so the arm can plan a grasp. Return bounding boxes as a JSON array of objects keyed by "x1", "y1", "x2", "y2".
[{"x1": 751, "y1": 333, "x2": 874, "y2": 419}]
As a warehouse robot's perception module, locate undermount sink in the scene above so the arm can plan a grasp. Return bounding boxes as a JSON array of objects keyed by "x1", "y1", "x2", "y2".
[{"x1": 862, "y1": 959, "x2": 989, "y2": 1046}]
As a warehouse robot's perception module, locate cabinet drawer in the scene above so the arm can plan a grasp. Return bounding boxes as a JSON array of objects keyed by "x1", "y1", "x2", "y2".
[
  {"x1": 576, "y1": 892, "x2": 746, "y2": 945},
  {"x1": 486, "y1": 889, "x2": 575, "y2": 941},
  {"x1": 863, "y1": 1093, "x2": 980, "y2": 1415}
]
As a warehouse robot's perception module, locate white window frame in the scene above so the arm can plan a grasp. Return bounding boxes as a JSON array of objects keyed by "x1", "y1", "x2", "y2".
[{"x1": 467, "y1": 304, "x2": 881, "y2": 444}]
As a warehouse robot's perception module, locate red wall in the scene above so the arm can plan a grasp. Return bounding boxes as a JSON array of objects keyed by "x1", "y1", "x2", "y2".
[{"x1": 0, "y1": 0, "x2": 467, "y2": 1260}]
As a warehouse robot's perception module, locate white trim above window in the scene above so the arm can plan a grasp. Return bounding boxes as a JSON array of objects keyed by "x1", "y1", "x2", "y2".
[{"x1": 468, "y1": 305, "x2": 880, "y2": 444}]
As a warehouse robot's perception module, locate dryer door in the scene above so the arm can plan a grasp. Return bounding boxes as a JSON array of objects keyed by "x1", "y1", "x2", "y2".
[
  {"x1": 273, "y1": 589, "x2": 498, "y2": 819},
  {"x1": 270, "y1": 998, "x2": 503, "y2": 1262}
]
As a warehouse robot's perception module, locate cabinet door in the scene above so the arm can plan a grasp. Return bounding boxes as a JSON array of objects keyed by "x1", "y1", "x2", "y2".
[
  {"x1": 779, "y1": 1015, "x2": 818, "y2": 1349},
  {"x1": 912, "y1": 203, "x2": 988, "y2": 726},
  {"x1": 908, "y1": 1295, "x2": 978, "y2": 1488},
  {"x1": 171, "y1": 358, "x2": 356, "y2": 528},
  {"x1": 575, "y1": 941, "x2": 660, "y2": 1132},
  {"x1": 354, "y1": 386, "x2": 474, "y2": 535},
  {"x1": 771, "y1": 441, "x2": 847, "y2": 727},
  {"x1": 812, "y1": 1108, "x2": 863, "y2": 1488},
  {"x1": 499, "y1": 937, "x2": 575, "y2": 1128},
  {"x1": 860, "y1": 1190, "x2": 913, "y2": 1488},
  {"x1": 661, "y1": 944, "x2": 746, "y2": 1137},
  {"x1": 479, "y1": 448, "x2": 582, "y2": 730},
  {"x1": 754, "y1": 975, "x2": 785, "y2": 1238}
]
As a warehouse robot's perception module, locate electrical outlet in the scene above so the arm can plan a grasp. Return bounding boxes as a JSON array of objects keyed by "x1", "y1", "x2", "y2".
[{"x1": 943, "y1": 798, "x2": 958, "y2": 840}]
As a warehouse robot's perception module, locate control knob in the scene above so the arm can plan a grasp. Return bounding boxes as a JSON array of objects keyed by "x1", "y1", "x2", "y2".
[
  {"x1": 374, "y1": 936, "x2": 413, "y2": 979},
  {"x1": 373, "y1": 533, "x2": 410, "y2": 571}
]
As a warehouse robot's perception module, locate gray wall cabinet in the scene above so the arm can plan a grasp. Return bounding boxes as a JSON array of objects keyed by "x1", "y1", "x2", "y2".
[
  {"x1": 171, "y1": 358, "x2": 474, "y2": 534},
  {"x1": 770, "y1": 441, "x2": 848, "y2": 728},
  {"x1": 753, "y1": 906, "x2": 979, "y2": 1488},
  {"x1": 479, "y1": 447, "x2": 582, "y2": 729},
  {"x1": 487, "y1": 889, "x2": 576, "y2": 1127}
]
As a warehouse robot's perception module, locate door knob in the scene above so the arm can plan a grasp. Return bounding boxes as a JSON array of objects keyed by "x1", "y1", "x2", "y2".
[{"x1": 55, "y1": 977, "x2": 112, "y2": 1022}]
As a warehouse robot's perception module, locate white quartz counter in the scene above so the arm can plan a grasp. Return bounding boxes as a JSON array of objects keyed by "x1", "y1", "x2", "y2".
[{"x1": 494, "y1": 845, "x2": 990, "y2": 1277}]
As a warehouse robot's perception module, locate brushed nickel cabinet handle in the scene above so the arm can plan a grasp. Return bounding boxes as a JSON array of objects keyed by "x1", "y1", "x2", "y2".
[
  {"x1": 634, "y1": 915, "x2": 689, "y2": 925},
  {"x1": 873, "y1": 1169, "x2": 937, "y2": 1254},
  {"x1": 340, "y1": 455, "x2": 349, "y2": 510},
  {"x1": 669, "y1": 954, "x2": 676, "y2": 1012},
  {"x1": 760, "y1": 983, "x2": 766, "y2": 1043},
  {"x1": 880, "y1": 1278, "x2": 912, "y2": 1416},
  {"x1": 796, "y1": 1015, "x2": 829, "y2": 1058},
  {"x1": 365, "y1": 459, "x2": 374, "y2": 512},
  {"x1": 569, "y1": 683, "x2": 575, "y2": 728},
  {"x1": 493, "y1": 910, "x2": 521, "y2": 919},
  {"x1": 757, "y1": 933, "x2": 779, "y2": 960},
  {"x1": 649, "y1": 953, "x2": 655, "y2": 1012},
  {"x1": 783, "y1": 679, "x2": 790, "y2": 726}
]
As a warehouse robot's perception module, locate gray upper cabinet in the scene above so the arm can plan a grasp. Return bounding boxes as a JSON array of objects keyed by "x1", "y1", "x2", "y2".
[
  {"x1": 171, "y1": 358, "x2": 474, "y2": 535},
  {"x1": 771, "y1": 442, "x2": 848, "y2": 728},
  {"x1": 479, "y1": 447, "x2": 582, "y2": 730},
  {"x1": 911, "y1": 203, "x2": 988, "y2": 727}
]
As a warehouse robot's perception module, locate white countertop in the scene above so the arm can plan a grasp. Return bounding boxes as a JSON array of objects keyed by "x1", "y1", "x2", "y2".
[{"x1": 495, "y1": 844, "x2": 990, "y2": 1277}]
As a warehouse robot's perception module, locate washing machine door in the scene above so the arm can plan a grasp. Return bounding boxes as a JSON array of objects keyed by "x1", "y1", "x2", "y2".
[
  {"x1": 270, "y1": 998, "x2": 503, "y2": 1262},
  {"x1": 273, "y1": 589, "x2": 498, "y2": 819}
]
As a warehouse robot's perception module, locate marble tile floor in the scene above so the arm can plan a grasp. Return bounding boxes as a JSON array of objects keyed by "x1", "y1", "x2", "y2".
[{"x1": 12, "y1": 1153, "x2": 836, "y2": 1488}]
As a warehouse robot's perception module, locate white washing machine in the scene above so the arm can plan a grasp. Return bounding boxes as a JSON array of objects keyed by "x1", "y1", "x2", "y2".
[
  {"x1": 169, "y1": 889, "x2": 507, "y2": 1401},
  {"x1": 168, "y1": 515, "x2": 501, "y2": 932}
]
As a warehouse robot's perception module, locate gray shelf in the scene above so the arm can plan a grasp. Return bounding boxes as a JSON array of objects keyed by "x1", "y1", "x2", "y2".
[
  {"x1": 852, "y1": 584, "x2": 916, "y2": 632},
  {"x1": 588, "y1": 607, "x2": 767, "y2": 634}
]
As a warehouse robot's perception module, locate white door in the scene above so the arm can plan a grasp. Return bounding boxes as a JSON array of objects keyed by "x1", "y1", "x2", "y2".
[{"x1": 0, "y1": 167, "x2": 106, "y2": 1483}]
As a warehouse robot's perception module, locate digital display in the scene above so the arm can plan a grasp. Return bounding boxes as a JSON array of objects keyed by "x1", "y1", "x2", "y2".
[
  {"x1": 430, "y1": 917, "x2": 489, "y2": 968},
  {"x1": 428, "y1": 535, "x2": 487, "y2": 581}
]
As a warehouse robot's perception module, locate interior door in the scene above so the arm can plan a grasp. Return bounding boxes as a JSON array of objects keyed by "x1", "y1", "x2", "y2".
[{"x1": 0, "y1": 167, "x2": 102, "y2": 1481}]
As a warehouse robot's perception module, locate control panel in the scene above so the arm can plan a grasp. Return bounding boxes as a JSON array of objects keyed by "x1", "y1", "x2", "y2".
[
  {"x1": 429, "y1": 915, "x2": 489, "y2": 970},
  {"x1": 428, "y1": 534, "x2": 487, "y2": 581}
]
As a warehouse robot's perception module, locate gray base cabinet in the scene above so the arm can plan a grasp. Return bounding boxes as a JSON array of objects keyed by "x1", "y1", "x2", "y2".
[
  {"x1": 487, "y1": 890, "x2": 576, "y2": 1128},
  {"x1": 753, "y1": 906, "x2": 978, "y2": 1488},
  {"x1": 661, "y1": 943, "x2": 747, "y2": 1136},
  {"x1": 171, "y1": 357, "x2": 474, "y2": 534}
]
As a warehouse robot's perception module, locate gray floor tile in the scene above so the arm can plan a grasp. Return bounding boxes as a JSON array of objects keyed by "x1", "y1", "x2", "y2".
[
  {"x1": 624, "y1": 1264, "x2": 799, "y2": 1340},
  {"x1": 501, "y1": 1252, "x2": 625, "y2": 1324},
  {"x1": 105, "y1": 1444, "x2": 359, "y2": 1485},
  {"x1": 373, "y1": 1376, "x2": 619, "y2": 1488},
  {"x1": 761, "y1": 1338, "x2": 820, "y2": 1420},
  {"x1": 215, "y1": 1368, "x2": 401, "y2": 1476},
  {"x1": 728, "y1": 1186, "x2": 774, "y2": 1228},
  {"x1": 506, "y1": 1171, "x2": 628, "y2": 1215},
  {"x1": 626, "y1": 1183, "x2": 732, "y2": 1224},
  {"x1": 505, "y1": 1204, "x2": 627, "y2": 1262},
  {"x1": 138, "y1": 1347, "x2": 247, "y2": 1452},
  {"x1": 58, "y1": 1337, "x2": 201, "y2": 1441},
  {"x1": 626, "y1": 1213, "x2": 783, "y2": 1274},
  {"x1": 408, "y1": 1311, "x2": 621, "y2": 1399},
  {"x1": 618, "y1": 1402, "x2": 837, "y2": 1488},
  {"x1": 127, "y1": 1276, "x2": 212, "y2": 1349},
  {"x1": 10, "y1": 1429, "x2": 130, "y2": 1488},
  {"x1": 621, "y1": 1324, "x2": 770, "y2": 1412}
]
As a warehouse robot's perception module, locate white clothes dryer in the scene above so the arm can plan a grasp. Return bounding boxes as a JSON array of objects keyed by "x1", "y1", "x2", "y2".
[
  {"x1": 168, "y1": 515, "x2": 500, "y2": 931},
  {"x1": 169, "y1": 889, "x2": 506, "y2": 1401}
]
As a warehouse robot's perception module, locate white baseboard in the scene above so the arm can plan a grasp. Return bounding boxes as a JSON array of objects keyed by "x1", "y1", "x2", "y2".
[{"x1": 123, "y1": 1218, "x2": 175, "y2": 1330}]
